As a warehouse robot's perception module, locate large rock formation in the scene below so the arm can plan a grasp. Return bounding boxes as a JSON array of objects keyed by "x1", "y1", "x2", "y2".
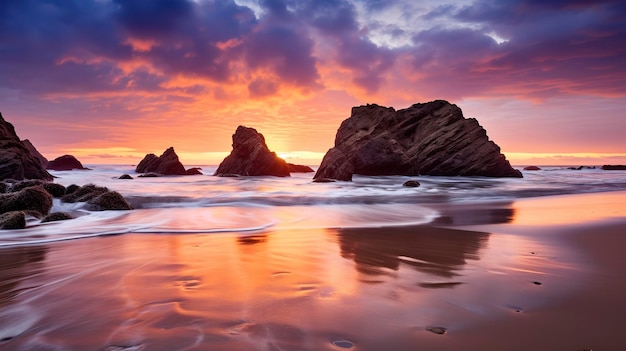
[
  {"x1": 314, "y1": 100, "x2": 522, "y2": 181},
  {"x1": 0, "y1": 113, "x2": 53, "y2": 181},
  {"x1": 135, "y1": 147, "x2": 188, "y2": 175},
  {"x1": 22, "y1": 139, "x2": 48, "y2": 168},
  {"x1": 214, "y1": 126, "x2": 290, "y2": 177},
  {"x1": 47, "y1": 154, "x2": 89, "y2": 171}
]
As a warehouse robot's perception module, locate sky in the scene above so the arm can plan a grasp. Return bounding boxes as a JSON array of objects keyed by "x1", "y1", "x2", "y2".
[{"x1": 1, "y1": 0, "x2": 625, "y2": 166}]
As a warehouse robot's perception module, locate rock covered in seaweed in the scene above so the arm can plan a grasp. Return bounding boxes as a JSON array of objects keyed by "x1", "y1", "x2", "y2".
[
  {"x1": 61, "y1": 184, "x2": 132, "y2": 210},
  {"x1": 0, "y1": 186, "x2": 53, "y2": 217},
  {"x1": 0, "y1": 211, "x2": 26, "y2": 229},
  {"x1": 314, "y1": 100, "x2": 522, "y2": 181},
  {"x1": 41, "y1": 212, "x2": 74, "y2": 223},
  {"x1": 9, "y1": 180, "x2": 66, "y2": 198},
  {"x1": 214, "y1": 126, "x2": 290, "y2": 177},
  {"x1": 47, "y1": 155, "x2": 89, "y2": 171},
  {"x1": 87, "y1": 191, "x2": 132, "y2": 211},
  {"x1": 0, "y1": 112, "x2": 53, "y2": 181}
]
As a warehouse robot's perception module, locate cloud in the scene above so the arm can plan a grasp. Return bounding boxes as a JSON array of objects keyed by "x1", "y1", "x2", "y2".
[{"x1": 1, "y1": 0, "x2": 625, "y2": 160}]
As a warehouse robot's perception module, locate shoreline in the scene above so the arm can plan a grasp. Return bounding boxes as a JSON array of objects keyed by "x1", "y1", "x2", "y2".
[{"x1": 0, "y1": 191, "x2": 625, "y2": 350}]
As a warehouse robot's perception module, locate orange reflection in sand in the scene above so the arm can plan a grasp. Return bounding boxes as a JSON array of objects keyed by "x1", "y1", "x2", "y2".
[{"x1": 511, "y1": 191, "x2": 626, "y2": 226}]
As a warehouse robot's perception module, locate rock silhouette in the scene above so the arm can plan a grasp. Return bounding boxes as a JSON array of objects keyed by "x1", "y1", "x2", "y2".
[
  {"x1": 136, "y1": 147, "x2": 188, "y2": 175},
  {"x1": 215, "y1": 126, "x2": 290, "y2": 177},
  {"x1": 22, "y1": 139, "x2": 48, "y2": 168},
  {"x1": 47, "y1": 155, "x2": 89, "y2": 171},
  {"x1": 0, "y1": 113, "x2": 53, "y2": 181},
  {"x1": 314, "y1": 100, "x2": 522, "y2": 181}
]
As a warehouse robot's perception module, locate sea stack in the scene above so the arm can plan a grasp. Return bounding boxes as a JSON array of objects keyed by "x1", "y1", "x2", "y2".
[
  {"x1": 0, "y1": 112, "x2": 53, "y2": 181},
  {"x1": 214, "y1": 126, "x2": 290, "y2": 177},
  {"x1": 314, "y1": 100, "x2": 522, "y2": 181},
  {"x1": 136, "y1": 147, "x2": 188, "y2": 175},
  {"x1": 47, "y1": 155, "x2": 89, "y2": 171}
]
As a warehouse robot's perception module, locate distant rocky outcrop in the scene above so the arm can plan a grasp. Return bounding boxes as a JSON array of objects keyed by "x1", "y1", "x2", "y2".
[
  {"x1": 314, "y1": 100, "x2": 522, "y2": 181},
  {"x1": 602, "y1": 165, "x2": 626, "y2": 170},
  {"x1": 135, "y1": 147, "x2": 197, "y2": 175},
  {"x1": 0, "y1": 113, "x2": 53, "y2": 181},
  {"x1": 287, "y1": 163, "x2": 315, "y2": 173},
  {"x1": 47, "y1": 155, "x2": 89, "y2": 171},
  {"x1": 214, "y1": 126, "x2": 290, "y2": 177},
  {"x1": 185, "y1": 167, "x2": 203, "y2": 175},
  {"x1": 524, "y1": 166, "x2": 541, "y2": 171},
  {"x1": 22, "y1": 139, "x2": 48, "y2": 168}
]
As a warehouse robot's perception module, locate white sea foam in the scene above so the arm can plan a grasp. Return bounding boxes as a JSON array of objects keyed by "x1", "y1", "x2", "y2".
[{"x1": 2, "y1": 164, "x2": 625, "y2": 247}]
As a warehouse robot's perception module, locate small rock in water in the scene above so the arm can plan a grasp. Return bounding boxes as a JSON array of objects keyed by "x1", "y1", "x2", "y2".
[
  {"x1": 119, "y1": 174, "x2": 133, "y2": 179},
  {"x1": 312, "y1": 177, "x2": 336, "y2": 183},
  {"x1": 533, "y1": 281, "x2": 542, "y2": 285},
  {"x1": 41, "y1": 211, "x2": 74, "y2": 223},
  {"x1": 216, "y1": 173, "x2": 240, "y2": 178},
  {"x1": 402, "y1": 180, "x2": 421, "y2": 187},
  {"x1": 426, "y1": 326, "x2": 447, "y2": 335},
  {"x1": 331, "y1": 339, "x2": 355, "y2": 349}
]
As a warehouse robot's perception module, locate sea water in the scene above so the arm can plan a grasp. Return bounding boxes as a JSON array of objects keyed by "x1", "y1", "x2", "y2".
[
  {"x1": 1, "y1": 165, "x2": 625, "y2": 247},
  {"x1": 1, "y1": 165, "x2": 626, "y2": 350}
]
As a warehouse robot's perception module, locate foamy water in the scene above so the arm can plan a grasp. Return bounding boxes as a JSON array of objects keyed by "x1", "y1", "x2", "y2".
[
  {"x1": 2, "y1": 166, "x2": 625, "y2": 350},
  {"x1": 2, "y1": 165, "x2": 625, "y2": 247}
]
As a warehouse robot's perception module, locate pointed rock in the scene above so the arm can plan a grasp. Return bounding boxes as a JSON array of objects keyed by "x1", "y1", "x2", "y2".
[
  {"x1": 314, "y1": 100, "x2": 522, "y2": 181},
  {"x1": 214, "y1": 126, "x2": 290, "y2": 177},
  {"x1": 0, "y1": 113, "x2": 53, "y2": 181},
  {"x1": 135, "y1": 147, "x2": 187, "y2": 175}
]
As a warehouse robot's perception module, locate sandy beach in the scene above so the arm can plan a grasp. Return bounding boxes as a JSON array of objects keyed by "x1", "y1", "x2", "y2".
[{"x1": 1, "y1": 191, "x2": 625, "y2": 350}]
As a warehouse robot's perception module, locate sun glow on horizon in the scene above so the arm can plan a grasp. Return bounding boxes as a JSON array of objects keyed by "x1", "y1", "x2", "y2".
[{"x1": 49, "y1": 146, "x2": 626, "y2": 168}]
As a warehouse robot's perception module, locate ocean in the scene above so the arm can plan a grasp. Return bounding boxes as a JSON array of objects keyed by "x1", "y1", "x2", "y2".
[
  {"x1": 2, "y1": 165, "x2": 624, "y2": 247},
  {"x1": 2, "y1": 165, "x2": 626, "y2": 350}
]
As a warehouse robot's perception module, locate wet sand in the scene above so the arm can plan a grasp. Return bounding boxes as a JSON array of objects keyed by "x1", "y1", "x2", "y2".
[{"x1": 0, "y1": 191, "x2": 625, "y2": 350}]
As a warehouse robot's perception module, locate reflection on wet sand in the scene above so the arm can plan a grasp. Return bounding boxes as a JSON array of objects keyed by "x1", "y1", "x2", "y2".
[
  {"x1": 0, "y1": 246, "x2": 47, "y2": 306},
  {"x1": 236, "y1": 234, "x2": 268, "y2": 246},
  {"x1": 337, "y1": 226, "x2": 489, "y2": 279},
  {"x1": 433, "y1": 202, "x2": 516, "y2": 226}
]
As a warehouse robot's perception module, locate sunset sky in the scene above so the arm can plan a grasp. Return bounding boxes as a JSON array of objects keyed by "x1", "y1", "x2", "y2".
[{"x1": 1, "y1": 0, "x2": 625, "y2": 165}]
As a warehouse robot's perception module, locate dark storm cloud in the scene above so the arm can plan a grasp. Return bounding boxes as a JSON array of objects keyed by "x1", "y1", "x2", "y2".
[
  {"x1": 112, "y1": 0, "x2": 194, "y2": 39},
  {"x1": 0, "y1": 0, "x2": 322, "y2": 97},
  {"x1": 0, "y1": 0, "x2": 624, "y2": 101}
]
